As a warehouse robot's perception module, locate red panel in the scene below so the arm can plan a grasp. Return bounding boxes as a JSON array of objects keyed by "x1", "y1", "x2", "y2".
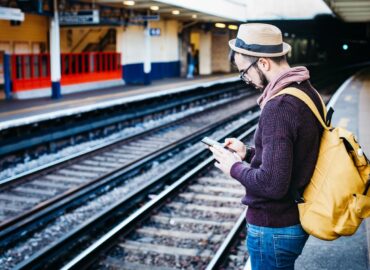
[
  {"x1": 82, "y1": 53, "x2": 85, "y2": 73},
  {"x1": 21, "y1": 56, "x2": 25, "y2": 79},
  {"x1": 38, "y1": 55, "x2": 42, "y2": 79},
  {"x1": 100, "y1": 53, "x2": 103, "y2": 72},
  {"x1": 69, "y1": 54, "x2": 72, "y2": 75},
  {"x1": 75, "y1": 54, "x2": 78, "y2": 74},
  {"x1": 46, "y1": 54, "x2": 50, "y2": 77},
  {"x1": 61, "y1": 54, "x2": 65, "y2": 75},
  {"x1": 12, "y1": 52, "x2": 122, "y2": 92}
]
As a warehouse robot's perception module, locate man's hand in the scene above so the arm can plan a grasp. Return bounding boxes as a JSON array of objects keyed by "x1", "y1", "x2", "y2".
[
  {"x1": 209, "y1": 144, "x2": 242, "y2": 177},
  {"x1": 224, "y1": 138, "x2": 247, "y2": 160}
]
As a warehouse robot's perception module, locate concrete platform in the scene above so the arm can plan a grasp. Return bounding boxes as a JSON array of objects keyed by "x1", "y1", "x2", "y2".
[
  {"x1": 295, "y1": 68, "x2": 370, "y2": 270},
  {"x1": 0, "y1": 73, "x2": 238, "y2": 131}
]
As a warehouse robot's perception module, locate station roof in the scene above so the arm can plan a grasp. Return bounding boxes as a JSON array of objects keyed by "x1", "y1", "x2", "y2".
[
  {"x1": 95, "y1": 0, "x2": 247, "y2": 22},
  {"x1": 323, "y1": 0, "x2": 370, "y2": 22},
  {"x1": 94, "y1": 0, "x2": 335, "y2": 23},
  {"x1": 244, "y1": 0, "x2": 332, "y2": 20}
]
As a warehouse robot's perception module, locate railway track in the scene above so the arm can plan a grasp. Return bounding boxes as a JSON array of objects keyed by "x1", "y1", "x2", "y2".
[
  {"x1": 219, "y1": 229, "x2": 248, "y2": 270},
  {"x1": 58, "y1": 82, "x2": 341, "y2": 270},
  {"x1": 0, "y1": 71, "x2": 353, "y2": 269},
  {"x1": 0, "y1": 81, "x2": 246, "y2": 171},
  {"x1": 60, "y1": 124, "x2": 257, "y2": 270},
  {"x1": 0, "y1": 92, "x2": 260, "y2": 270},
  {"x1": 0, "y1": 91, "x2": 258, "y2": 235}
]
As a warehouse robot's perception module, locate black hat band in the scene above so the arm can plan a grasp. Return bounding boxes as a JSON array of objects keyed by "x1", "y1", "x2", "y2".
[{"x1": 235, "y1": 38, "x2": 283, "y2": 53}]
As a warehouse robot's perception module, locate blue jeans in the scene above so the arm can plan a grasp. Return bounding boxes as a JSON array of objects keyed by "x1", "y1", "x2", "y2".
[
  {"x1": 187, "y1": 63, "x2": 194, "y2": 78},
  {"x1": 246, "y1": 223, "x2": 309, "y2": 270}
]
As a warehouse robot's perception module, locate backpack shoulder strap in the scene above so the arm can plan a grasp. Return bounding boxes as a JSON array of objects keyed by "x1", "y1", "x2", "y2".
[
  {"x1": 269, "y1": 87, "x2": 331, "y2": 204},
  {"x1": 269, "y1": 87, "x2": 331, "y2": 131}
]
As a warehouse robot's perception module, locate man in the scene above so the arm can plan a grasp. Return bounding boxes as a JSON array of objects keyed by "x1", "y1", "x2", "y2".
[
  {"x1": 209, "y1": 23, "x2": 325, "y2": 269},
  {"x1": 186, "y1": 44, "x2": 195, "y2": 79}
]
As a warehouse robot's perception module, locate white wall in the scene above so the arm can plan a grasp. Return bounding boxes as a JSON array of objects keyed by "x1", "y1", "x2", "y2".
[
  {"x1": 116, "y1": 25, "x2": 145, "y2": 65},
  {"x1": 150, "y1": 20, "x2": 179, "y2": 63},
  {"x1": 116, "y1": 19, "x2": 179, "y2": 66}
]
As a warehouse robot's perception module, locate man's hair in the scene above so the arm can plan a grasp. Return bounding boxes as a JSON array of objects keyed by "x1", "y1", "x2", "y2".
[{"x1": 229, "y1": 50, "x2": 287, "y2": 67}]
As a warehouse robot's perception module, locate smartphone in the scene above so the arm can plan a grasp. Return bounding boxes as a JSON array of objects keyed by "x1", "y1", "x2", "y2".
[
  {"x1": 201, "y1": 137, "x2": 236, "y2": 153},
  {"x1": 201, "y1": 137, "x2": 224, "y2": 148}
]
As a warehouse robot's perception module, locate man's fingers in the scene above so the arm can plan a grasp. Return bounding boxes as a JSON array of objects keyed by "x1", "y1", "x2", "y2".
[
  {"x1": 209, "y1": 148, "x2": 224, "y2": 163},
  {"x1": 212, "y1": 152, "x2": 223, "y2": 162},
  {"x1": 233, "y1": 152, "x2": 242, "y2": 161},
  {"x1": 208, "y1": 146, "x2": 216, "y2": 154},
  {"x1": 214, "y1": 161, "x2": 221, "y2": 169},
  {"x1": 213, "y1": 156, "x2": 220, "y2": 163},
  {"x1": 209, "y1": 145, "x2": 224, "y2": 155},
  {"x1": 214, "y1": 144, "x2": 227, "y2": 152},
  {"x1": 224, "y1": 138, "x2": 232, "y2": 146}
]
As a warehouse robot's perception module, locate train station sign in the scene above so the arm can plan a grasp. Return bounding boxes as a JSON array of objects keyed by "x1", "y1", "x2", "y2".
[
  {"x1": 0, "y1": 7, "x2": 24, "y2": 21},
  {"x1": 131, "y1": 15, "x2": 160, "y2": 22},
  {"x1": 150, "y1": 28, "x2": 161, "y2": 36},
  {"x1": 60, "y1": 10, "x2": 100, "y2": 25}
]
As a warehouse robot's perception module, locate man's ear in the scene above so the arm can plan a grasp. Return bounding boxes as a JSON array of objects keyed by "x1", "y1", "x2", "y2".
[{"x1": 257, "y1": 58, "x2": 271, "y2": 72}]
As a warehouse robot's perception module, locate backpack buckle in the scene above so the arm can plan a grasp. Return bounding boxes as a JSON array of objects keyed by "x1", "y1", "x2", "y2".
[
  {"x1": 295, "y1": 197, "x2": 305, "y2": 204},
  {"x1": 326, "y1": 107, "x2": 334, "y2": 127}
]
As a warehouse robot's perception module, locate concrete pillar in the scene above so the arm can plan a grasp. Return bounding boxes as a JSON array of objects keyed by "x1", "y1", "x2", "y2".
[
  {"x1": 199, "y1": 31, "x2": 212, "y2": 75},
  {"x1": 143, "y1": 22, "x2": 151, "y2": 85},
  {"x1": 50, "y1": 0, "x2": 62, "y2": 99},
  {"x1": 3, "y1": 53, "x2": 11, "y2": 99},
  {"x1": 180, "y1": 29, "x2": 190, "y2": 77},
  {"x1": 116, "y1": 27, "x2": 125, "y2": 81},
  {"x1": 212, "y1": 32, "x2": 231, "y2": 73}
]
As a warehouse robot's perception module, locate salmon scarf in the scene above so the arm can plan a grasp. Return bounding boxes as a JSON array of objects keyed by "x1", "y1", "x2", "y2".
[{"x1": 257, "y1": 66, "x2": 310, "y2": 109}]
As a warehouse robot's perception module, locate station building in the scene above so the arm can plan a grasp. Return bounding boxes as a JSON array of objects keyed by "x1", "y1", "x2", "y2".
[{"x1": 0, "y1": 0, "x2": 248, "y2": 99}]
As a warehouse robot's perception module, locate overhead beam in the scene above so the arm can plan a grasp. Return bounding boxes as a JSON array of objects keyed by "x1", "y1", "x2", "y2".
[
  {"x1": 323, "y1": 0, "x2": 370, "y2": 22},
  {"x1": 333, "y1": 7, "x2": 370, "y2": 12},
  {"x1": 338, "y1": 11, "x2": 370, "y2": 16},
  {"x1": 341, "y1": 15, "x2": 370, "y2": 20},
  {"x1": 92, "y1": 0, "x2": 233, "y2": 22},
  {"x1": 331, "y1": 1, "x2": 370, "y2": 8}
]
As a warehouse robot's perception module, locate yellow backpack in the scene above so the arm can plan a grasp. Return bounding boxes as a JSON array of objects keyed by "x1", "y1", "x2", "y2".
[{"x1": 271, "y1": 87, "x2": 370, "y2": 241}]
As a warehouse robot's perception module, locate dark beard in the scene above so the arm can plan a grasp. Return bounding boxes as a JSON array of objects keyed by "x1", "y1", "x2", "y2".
[{"x1": 254, "y1": 67, "x2": 269, "y2": 91}]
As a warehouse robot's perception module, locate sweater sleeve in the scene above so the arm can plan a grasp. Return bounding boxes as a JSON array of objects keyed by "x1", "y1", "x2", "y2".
[{"x1": 230, "y1": 98, "x2": 298, "y2": 200}]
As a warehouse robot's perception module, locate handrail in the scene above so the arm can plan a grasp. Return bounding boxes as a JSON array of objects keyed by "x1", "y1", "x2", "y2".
[{"x1": 71, "y1": 29, "x2": 102, "y2": 53}]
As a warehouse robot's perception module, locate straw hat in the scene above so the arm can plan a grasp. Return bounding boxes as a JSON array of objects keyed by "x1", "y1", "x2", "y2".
[{"x1": 229, "y1": 23, "x2": 291, "y2": 57}]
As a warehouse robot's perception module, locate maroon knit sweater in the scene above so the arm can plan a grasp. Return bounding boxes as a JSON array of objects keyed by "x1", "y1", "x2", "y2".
[{"x1": 230, "y1": 80, "x2": 324, "y2": 227}]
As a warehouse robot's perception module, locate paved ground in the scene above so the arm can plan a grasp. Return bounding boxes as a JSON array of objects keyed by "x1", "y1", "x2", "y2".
[{"x1": 296, "y1": 68, "x2": 370, "y2": 270}]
